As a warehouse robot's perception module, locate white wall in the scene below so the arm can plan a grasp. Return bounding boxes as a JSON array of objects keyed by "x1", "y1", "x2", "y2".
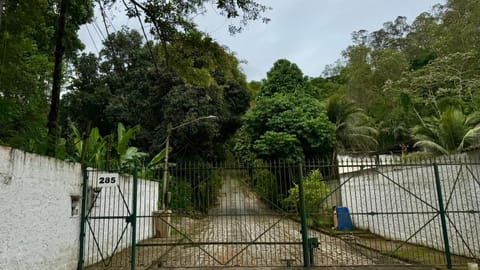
[
  {"x1": 0, "y1": 146, "x2": 82, "y2": 270},
  {"x1": 340, "y1": 156, "x2": 480, "y2": 258}
]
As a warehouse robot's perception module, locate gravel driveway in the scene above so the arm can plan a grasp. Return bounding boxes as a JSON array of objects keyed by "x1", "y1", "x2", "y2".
[
  {"x1": 86, "y1": 174, "x2": 405, "y2": 269},
  {"x1": 144, "y1": 176, "x2": 404, "y2": 268}
]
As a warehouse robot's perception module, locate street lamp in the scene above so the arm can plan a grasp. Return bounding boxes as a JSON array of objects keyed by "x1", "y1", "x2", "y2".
[{"x1": 160, "y1": 115, "x2": 217, "y2": 210}]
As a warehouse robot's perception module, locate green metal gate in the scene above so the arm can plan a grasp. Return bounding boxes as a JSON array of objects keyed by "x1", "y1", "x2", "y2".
[
  {"x1": 308, "y1": 156, "x2": 480, "y2": 268},
  {"x1": 78, "y1": 162, "x2": 311, "y2": 269},
  {"x1": 133, "y1": 162, "x2": 307, "y2": 268},
  {"x1": 78, "y1": 169, "x2": 139, "y2": 269},
  {"x1": 78, "y1": 157, "x2": 480, "y2": 269}
]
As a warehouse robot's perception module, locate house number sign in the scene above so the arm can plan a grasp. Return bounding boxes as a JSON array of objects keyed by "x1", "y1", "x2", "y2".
[{"x1": 97, "y1": 173, "x2": 119, "y2": 187}]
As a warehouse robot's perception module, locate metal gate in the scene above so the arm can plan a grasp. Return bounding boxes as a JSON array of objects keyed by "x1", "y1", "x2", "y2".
[
  {"x1": 78, "y1": 157, "x2": 480, "y2": 269},
  {"x1": 134, "y1": 162, "x2": 306, "y2": 268},
  {"x1": 309, "y1": 156, "x2": 480, "y2": 268},
  {"x1": 78, "y1": 169, "x2": 139, "y2": 269},
  {"x1": 78, "y1": 162, "x2": 309, "y2": 269}
]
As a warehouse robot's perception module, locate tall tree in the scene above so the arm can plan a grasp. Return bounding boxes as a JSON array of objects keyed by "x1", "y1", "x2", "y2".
[
  {"x1": 238, "y1": 59, "x2": 336, "y2": 161},
  {"x1": 47, "y1": 0, "x2": 69, "y2": 156},
  {"x1": 62, "y1": 29, "x2": 250, "y2": 161},
  {"x1": 0, "y1": 0, "x2": 91, "y2": 153}
]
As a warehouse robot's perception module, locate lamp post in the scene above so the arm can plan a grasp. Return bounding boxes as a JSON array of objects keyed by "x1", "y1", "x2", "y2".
[{"x1": 160, "y1": 115, "x2": 217, "y2": 210}]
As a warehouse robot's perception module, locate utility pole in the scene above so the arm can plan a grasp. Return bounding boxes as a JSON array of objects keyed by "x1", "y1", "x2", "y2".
[
  {"x1": 161, "y1": 125, "x2": 171, "y2": 210},
  {"x1": 46, "y1": 0, "x2": 68, "y2": 156}
]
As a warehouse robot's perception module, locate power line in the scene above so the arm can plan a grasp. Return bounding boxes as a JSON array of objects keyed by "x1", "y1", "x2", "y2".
[
  {"x1": 124, "y1": 0, "x2": 160, "y2": 72},
  {"x1": 97, "y1": 0, "x2": 112, "y2": 38},
  {"x1": 106, "y1": 10, "x2": 117, "y2": 33},
  {"x1": 92, "y1": 20, "x2": 106, "y2": 41},
  {"x1": 85, "y1": 24, "x2": 100, "y2": 54}
]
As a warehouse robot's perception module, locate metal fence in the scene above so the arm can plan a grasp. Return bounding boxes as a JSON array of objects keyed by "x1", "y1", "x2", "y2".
[{"x1": 78, "y1": 155, "x2": 480, "y2": 269}]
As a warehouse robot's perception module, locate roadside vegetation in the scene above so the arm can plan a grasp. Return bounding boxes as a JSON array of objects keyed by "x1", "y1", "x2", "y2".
[{"x1": 1, "y1": 0, "x2": 479, "y2": 216}]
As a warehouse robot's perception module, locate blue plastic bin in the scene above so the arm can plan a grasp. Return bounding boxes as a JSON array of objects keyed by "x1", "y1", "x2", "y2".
[{"x1": 335, "y1": 207, "x2": 354, "y2": 230}]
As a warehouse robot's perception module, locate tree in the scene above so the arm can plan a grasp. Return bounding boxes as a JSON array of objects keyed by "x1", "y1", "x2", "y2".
[
  {"x1": 385, "y1": 51, "x2": 480, "y2": 118},
  {"x1": 62, "y1": 29, "x2": 250, "y2": 161},
  {"x1": 325, "y1": 94, "x2": 378, "y2": 156},
  {"x1": 47, "y1": 0, "x2": 95, "y2": 155},
  {"x1": 412, "y1": 108, "x2": 480, "y2": 155},
  {"x1": 238, "y1": 59, "x2": 336, "y2": 161},
  {"x1": 0, "y1": 0, "x2": 92, "y2": 154},
  {"x1": 440, "y1": 0, "x2": 480, "y2": 54},
  {"x1": 260, "y1": 59, "x2": 317, "y2": 98}
]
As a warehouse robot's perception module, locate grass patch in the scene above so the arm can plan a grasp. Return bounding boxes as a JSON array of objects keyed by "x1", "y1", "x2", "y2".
[{"x1": 314, "y1": 225, "x2": 476, "y2": 268}]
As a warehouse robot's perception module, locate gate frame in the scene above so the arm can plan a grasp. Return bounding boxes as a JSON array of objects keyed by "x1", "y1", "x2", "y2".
[
  {"x1": 77, "y1": 158, "x2": 479, "y2": 269},
  {"x1": 78, "y1": 169, "x2": 140, "y2": 270}
]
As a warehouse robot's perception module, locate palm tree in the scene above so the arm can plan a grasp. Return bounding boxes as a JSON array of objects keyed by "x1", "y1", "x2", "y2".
[
  {"x1": 325, "y1": 94, "x2": 378, "y2": 157},
  {"x1": 412, "y1": 108, "x2": 480, "y2": 155}
]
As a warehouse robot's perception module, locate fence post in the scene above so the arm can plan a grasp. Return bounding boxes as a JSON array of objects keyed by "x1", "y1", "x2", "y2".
[
  {"x1": 298, "y1": 163, "x2": 311, "y2": 267},
  {"x1": 77, "y1": 168, "x2": 88, "y2": 270},
  {"x1": 130, "y1": 168, "x2": 139, "y2": 270},
  {"x1": 433, "y1": 162, "x2": 452, "y2": 269}
]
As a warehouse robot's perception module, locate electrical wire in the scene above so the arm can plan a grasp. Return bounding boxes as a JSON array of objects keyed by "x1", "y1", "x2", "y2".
[
  {"x1": 85, "y1": 24, "x2": 100, "y2": 54},
  {"x1": 97, "y1": 0, "x2": 112, "y2": 38},
  {"x1": 92, "y1": 20, "x2": 106, "y2": 41},
  {"x1": 124, "y1": 0, "x2": 160, "y2": 73}
]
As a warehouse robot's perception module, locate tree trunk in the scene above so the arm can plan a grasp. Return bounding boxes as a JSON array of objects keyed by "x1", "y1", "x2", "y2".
[
  {"x1": 0, "y1": 0, "x2": 4, "y2": 29},
  {"x1": 46, "y1": 0, "x2": 68, "y2": 156}
]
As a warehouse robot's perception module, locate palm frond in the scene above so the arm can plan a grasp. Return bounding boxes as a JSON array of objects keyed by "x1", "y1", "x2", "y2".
[{"x1": 413, "y1": 140, "x2": 450, "y2": 155}]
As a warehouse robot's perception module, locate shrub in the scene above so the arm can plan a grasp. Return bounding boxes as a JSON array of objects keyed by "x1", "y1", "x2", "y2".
[
  {"x1": 282, "y1": 169, "x2": 331, "y2": 226},
  {"x1": 252, "y1": 160, "x2": 281, "y2": 206}
]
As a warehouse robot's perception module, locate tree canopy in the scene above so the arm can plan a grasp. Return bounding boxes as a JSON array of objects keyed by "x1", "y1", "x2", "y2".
[
  {"x1": 314, "y1": 0, "x2": 480, "y2": 155},
  {"x1": 235, "y1": 59, "x2": 336, "y2": 162},
  {"x1": 61, "y1": 29, "x2": 250, "y2": 161},
  {"x1": 2, "y1": 0, "x2": 479, "y2": 163}
]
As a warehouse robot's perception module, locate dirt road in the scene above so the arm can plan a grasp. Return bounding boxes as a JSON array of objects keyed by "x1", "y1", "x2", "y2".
[{"x1": 149, "y1": 176, "x2": 403, "y2": 268}]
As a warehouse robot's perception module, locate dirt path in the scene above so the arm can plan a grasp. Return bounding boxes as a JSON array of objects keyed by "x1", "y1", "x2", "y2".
[{"x1": 149, "y1": 176, "x2": 404, "y2": 268}]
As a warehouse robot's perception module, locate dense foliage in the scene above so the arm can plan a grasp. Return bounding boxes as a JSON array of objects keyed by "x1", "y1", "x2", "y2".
[
  {"x1": 308, "y1": 0, "x2": 480, "y2": 155},
  {"x1": 61, "y1": 29, "x2": 250, "y2": 162},
  {"x1": 235, "y1": 59, "x2": 336, "y2": 162},
  {"x1": 0, "y1": 0, "x2": 93, "y2": 152},
  {"x1": 1, "y1": 0, "x2": 479, "y2": 190}
]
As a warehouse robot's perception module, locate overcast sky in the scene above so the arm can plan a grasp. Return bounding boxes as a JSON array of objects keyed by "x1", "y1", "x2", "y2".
[{"x1": 79, "y1": 0, "x2": 444, "y2": 81}]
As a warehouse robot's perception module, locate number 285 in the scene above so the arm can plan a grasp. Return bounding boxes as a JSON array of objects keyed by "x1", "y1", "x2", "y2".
[{"x1": 99, "y1": 177, "x2": 116, "y2": 184}]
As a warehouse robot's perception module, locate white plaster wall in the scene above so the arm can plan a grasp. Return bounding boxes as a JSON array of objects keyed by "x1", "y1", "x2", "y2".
[
  {"x1": 340, "y1": 158, "x2": 480, "y2": 258},
  {"x1": 0, "y1": 146, "x2": 82, "y2": 270}
]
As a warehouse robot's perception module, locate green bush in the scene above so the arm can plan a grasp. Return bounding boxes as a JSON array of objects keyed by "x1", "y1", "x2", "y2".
[
  {"x1": 252, "y1": 160, "x2": 281, "y2": 206},
  {"x1": 197, "y1": 171, "x2": 223, "y2": 211},
  {"x1": 282, "y1": 169, "x2": 331, "y2": 226},
  {"x1": 169, "y1": 178, "x2": 194, "y2": 213}
]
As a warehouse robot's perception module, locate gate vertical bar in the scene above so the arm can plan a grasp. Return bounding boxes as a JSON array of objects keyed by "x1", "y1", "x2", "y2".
[
  {"x1": 77, "y1": 168, "x2": 88, "y2": 270},
  {"x1": 433, "y1": 162, "x2": 452, "y2": 269},
  {"x1": 298, "y1": 163, "x2": 310, "y2": 267},
  {"x1": 130, "y1": 168, "x2": 138, "y2": 270}
]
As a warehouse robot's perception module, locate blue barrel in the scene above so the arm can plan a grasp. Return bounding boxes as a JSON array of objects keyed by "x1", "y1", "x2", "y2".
[{"x1": 336, "y1": 207, "x2": 354, "y2": 230}]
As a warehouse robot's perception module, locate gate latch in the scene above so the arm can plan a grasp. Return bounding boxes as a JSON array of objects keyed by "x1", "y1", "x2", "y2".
[
  {"x1": 308, "y1": 237, "x2": 319, "y2": 248},
  {"x1": 308, "y1": 237, "x2": 319, "y2": 265},
  {"x1": 125, "y1": 215, "x2": 134, "y2": 224}
]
